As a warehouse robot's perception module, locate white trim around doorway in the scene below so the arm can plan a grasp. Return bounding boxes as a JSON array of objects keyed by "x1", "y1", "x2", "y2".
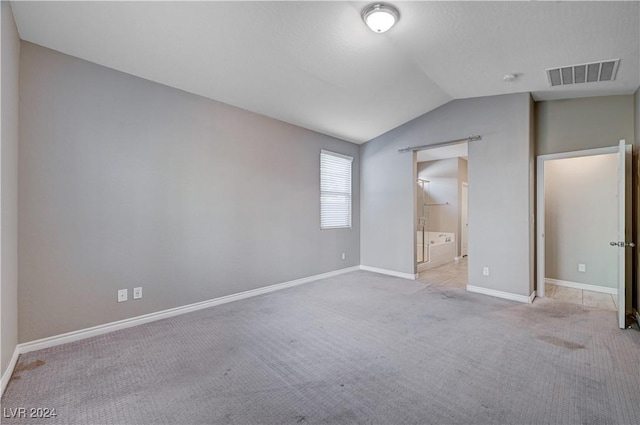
[{"x1": 536, "y1": 145, "x2": 621, "y2": 300}]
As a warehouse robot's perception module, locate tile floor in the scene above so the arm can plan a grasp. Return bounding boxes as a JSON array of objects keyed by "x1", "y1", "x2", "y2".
[
  {"x1": 417, "y1": 257, "x2": 468, "y2": 289},
  {"x1": 544, "y1": 283, "x2": 617, "y2": 311},
  {"x1": 417, "y1": 258, "x2": 617, "y2": 312}
]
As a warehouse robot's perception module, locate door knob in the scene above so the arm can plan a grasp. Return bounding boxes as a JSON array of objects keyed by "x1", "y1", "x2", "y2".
[{"x1": 610, "y1": 241, "x2": 636, "y2": 247}]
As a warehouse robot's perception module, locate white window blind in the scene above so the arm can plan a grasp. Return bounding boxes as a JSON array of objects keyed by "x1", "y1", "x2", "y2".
[{"x1": 320, "y1": 150, "x2": 353, "y2": 229}]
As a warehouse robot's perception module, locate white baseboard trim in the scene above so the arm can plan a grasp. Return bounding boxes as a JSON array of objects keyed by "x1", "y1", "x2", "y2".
[
  {"x1": 545, "y1": 278, "x2": 617, "y2": 295},
  {"x1": 467, "y1": 285, "x2": 536, "y2": 304},
  {"x1": 1, "y1": 347, "x2": 20, "y2": 396},
  {"x1": 15, "y1": 266, "x2": 360, "y2": 357},
  {"x1": 360, "y1": 265, "x2": 417, "y2": 280}
]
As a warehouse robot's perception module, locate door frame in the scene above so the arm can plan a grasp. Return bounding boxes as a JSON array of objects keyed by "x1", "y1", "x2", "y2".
[
  {"x1": 413, "y1": 142, "x2": 469, "y2": 274},
  {"x1": 536, "y1": 142, "x2": 630, "y2": 328},
  {"x1": 461, "y1": 182, "x2": 468, "y2": 257}
]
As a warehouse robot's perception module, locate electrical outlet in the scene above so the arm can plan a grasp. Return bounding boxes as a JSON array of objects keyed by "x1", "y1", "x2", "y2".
[
  {"x1": 578, "y1": 264, "x2": 586, "y2": 272},
  {"x1": 341, "y1": 252, "x2": 346, "y2": 260},
  {"x1": 483, "y1": 267, "x2": 490, "y2": 276},
  {"x1": 117, "y1": 289, "x2": 128, "y2": 303},
  {"x1": 133, "y1": 287, "x2": 142, "y2": 300}
]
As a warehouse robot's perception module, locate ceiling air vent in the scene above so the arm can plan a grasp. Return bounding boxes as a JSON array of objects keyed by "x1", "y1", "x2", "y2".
[{"x1": 546, "y1": 59, "x2": 620, "y2": 87}]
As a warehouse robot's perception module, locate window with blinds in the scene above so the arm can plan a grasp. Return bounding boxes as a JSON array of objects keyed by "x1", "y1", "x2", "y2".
[{"x1": 320, "y1": 150, "x2": 353, "y2": 229}]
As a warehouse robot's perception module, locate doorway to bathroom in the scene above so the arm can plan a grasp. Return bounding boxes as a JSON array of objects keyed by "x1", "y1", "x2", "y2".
[{"x1": 415, "y1": 142, "x2": 469, "y2": 288}]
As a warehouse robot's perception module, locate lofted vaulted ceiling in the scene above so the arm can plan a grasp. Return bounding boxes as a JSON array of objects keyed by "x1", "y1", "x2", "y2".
[{"x1": 10, "y1": 1, "x2": 640, "y2": 144}]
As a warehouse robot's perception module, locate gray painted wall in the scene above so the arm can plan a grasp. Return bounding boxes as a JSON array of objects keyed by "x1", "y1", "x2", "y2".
[
  {"x1": 360, "y1": 93, "x2": 534, "y2": 296},
  {"x1": 1, "y1": 1, "x2": 20, "y2": 378},
  {"x1": 536, "y1": 95, "x2": 634, "y2": 155},
  {"x1": 544, "y1": 154, "x2": 618, "y2": 288},
  {"x1": 19, "y1": 43, "x2": 360, "y2": 343}
]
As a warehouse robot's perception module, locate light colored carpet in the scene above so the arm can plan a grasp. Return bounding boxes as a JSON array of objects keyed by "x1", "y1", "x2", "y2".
[{"x1": 2, "y1": 270, "x2": 640, "y2": 424}]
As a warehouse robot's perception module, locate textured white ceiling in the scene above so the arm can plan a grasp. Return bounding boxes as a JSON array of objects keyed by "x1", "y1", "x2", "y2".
[{"x1": 10, "y1": 1, "x2": 640, "y2": 144}]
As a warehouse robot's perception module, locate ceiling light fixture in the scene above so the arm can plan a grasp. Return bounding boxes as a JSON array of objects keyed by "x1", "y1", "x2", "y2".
[{"x1": 362, "y1": 3, "x2": 400, "y2": 33}]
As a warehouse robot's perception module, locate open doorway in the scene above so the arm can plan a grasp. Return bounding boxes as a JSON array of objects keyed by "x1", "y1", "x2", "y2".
[
  {"x1": 537, "y1": 141, "x2": 632, "y2": 329},
  {"x1": 415, "y1": 142, "x2": 469, "y2": 287}
]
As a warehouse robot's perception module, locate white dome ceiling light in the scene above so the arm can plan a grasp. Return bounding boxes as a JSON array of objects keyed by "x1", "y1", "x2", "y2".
[{"x1": 362, "y1": 3, "x2": 400, "y2": 33}]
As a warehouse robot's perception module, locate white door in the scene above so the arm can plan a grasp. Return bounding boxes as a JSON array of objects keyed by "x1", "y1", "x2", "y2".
[
  {"x1": 614, "y1": 140, "x2": 633, "y2": 329},
  {"x1": 461, "y1": 182, "x2": 468, "y2": 257}
]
